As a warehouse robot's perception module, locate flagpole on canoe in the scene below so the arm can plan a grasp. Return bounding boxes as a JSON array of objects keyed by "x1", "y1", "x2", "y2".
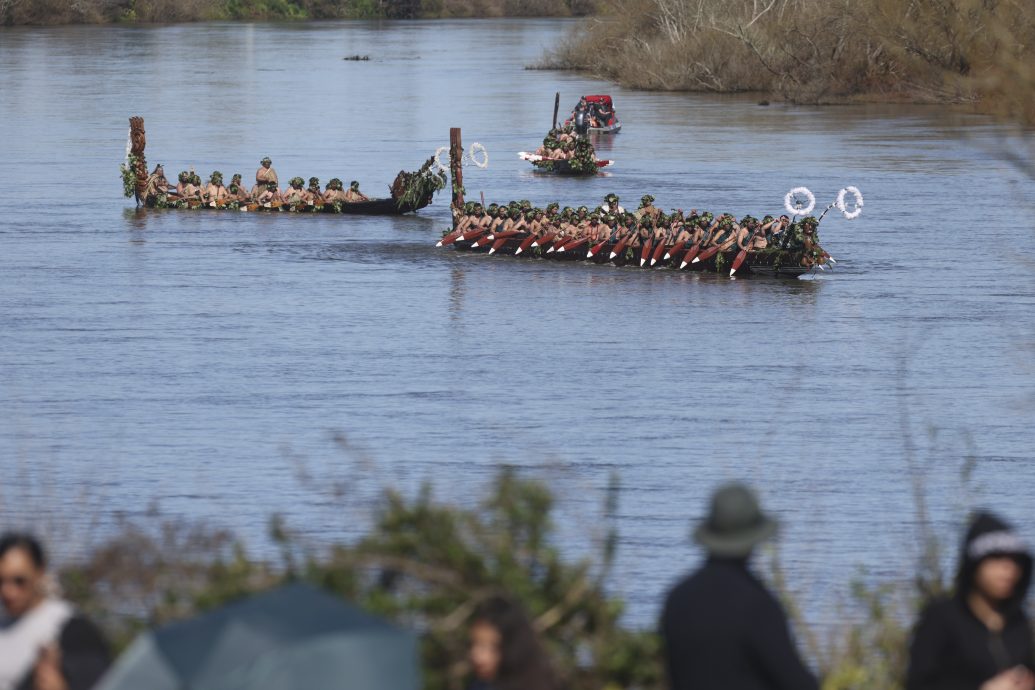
[
  {"x1": 450, "y1": 127, "x2": 464, "y2": 232},
  {"x1": 553, "y1": 92, "x2": 560, "y2": 130}
]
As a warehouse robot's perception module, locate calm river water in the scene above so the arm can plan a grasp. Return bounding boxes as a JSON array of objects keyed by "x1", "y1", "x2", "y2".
[{"x1": 1, "y1": 19, "x2": 1034, "y2": 628}]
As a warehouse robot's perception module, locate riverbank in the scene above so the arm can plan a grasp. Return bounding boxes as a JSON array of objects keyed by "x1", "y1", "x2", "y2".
[
  {"x1": 0, "y1": 0, "x2": 594, "y2": 25},
  {"x1": 539, "y1": 0, "x2": 1035, "y2": 123}
]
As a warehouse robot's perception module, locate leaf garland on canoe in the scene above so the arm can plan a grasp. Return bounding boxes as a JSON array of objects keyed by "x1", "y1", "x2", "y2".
[{"x1": 438, "y1": 195, "x2": 834, "y2": 278}]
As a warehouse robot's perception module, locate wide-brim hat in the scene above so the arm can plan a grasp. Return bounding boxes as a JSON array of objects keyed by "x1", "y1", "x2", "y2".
[{"x1": 693, "y1": 483, "x2": 778, "y2": 558}]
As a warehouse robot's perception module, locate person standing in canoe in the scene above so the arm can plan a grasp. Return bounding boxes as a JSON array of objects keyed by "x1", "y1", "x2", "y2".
[
  {"x1": 661, "y1": 483, "x2": 819, "y2": 690},
  {"x1": 253, "y1": 157, "x2": 278, "y2": 198}
]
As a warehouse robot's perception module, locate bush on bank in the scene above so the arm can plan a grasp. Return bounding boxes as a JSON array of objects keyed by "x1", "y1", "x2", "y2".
[
  {"x1": 54, "y1": 467, "x2": 939, "y2": 690},
  {"x1": 0, "y1": 0, "x2": 596, "y2": 24},
  {"x1": 543, "y1": 0, "x2": 1035, "y2": 118}
]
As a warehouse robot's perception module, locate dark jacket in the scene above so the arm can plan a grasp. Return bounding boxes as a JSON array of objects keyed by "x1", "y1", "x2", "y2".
[
  {"x1": 661, "y1": 558, "x2": 819, "y2": 690},
  {"x1": 15, "y1": 615, "x2": 110, "y2": 690},
  {"x1": 906, "y1": 512, "x2": 1034, "y2": 690}
]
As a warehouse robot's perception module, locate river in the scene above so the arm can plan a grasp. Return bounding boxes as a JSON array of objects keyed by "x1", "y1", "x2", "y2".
[{"x1": 1, "y1": 18, "x2": 1034, "y2": 629}]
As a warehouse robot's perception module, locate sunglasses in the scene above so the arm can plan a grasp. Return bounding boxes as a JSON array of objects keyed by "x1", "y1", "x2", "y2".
[{"x1": 0, "y1": 575, "x2": 30, "y2": 588}]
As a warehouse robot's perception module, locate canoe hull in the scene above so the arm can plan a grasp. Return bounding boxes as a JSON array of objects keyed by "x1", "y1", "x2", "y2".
[{"x1": 446, "y1": 234, "x2": 811, "y2": 277}]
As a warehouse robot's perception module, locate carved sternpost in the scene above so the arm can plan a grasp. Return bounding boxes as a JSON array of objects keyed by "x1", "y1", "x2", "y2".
[
  {"x1": 449, "y1": 127, "x2": 464, "y2": 229},
  {"x1": 129, "y1": 116, "x2": 148, "y2": 204}
]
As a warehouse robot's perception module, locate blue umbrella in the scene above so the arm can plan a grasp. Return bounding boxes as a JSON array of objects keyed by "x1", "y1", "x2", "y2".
[{"x1": 96, "y1": 582, "x2": 419, "y2": 690}]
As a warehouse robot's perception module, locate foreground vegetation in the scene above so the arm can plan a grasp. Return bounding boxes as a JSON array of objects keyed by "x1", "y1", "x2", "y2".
[
  {"x1": 53, "y1": 467, "x2": 944, "y2": 690},
  {"x1": 0, "y1": 0, "x2": 594, "y2": 24},
  {"x1": 543, "y1": 0, "x2": 1035, "y2": 118}
]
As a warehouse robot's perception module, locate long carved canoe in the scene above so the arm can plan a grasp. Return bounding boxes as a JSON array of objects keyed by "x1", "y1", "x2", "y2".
[{"x1": 124, "y1": 115, "x2": 445, "y2": 216}]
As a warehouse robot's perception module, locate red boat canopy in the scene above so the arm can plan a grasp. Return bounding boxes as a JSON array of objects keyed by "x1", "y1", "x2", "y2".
[{"x1": 583, "y1": 95, "x2": 613, "y2": 108}]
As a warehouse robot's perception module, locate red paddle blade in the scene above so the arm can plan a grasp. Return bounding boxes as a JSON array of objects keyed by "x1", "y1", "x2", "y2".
[
  {"x1": 461, "y1": 228, "x2": 486, "y2": 241},
  {"x1": 664, "y1": 241, "x2": 686, "y2": 261},
  {"x1": 696, "y1": 245, "x2": 721, "y2": 263},
  {"x1": 640, "y1": 239, "x2": 653, "y2": 267},
  {"x1": 438, "y1": 229, "x2": 463, "y2": 247},
  {"x1": 516, "y1": 234, "x2": 536, "y2": 255},
  {"x1": 730, "y1": 248, "x2": 749, "y2": 276},
  {"x1": 588, "y1": 239, "x2": 607, "y2": 258},
  {"x1": 651, "y1": 241, "x2": 666, "y2": 266},
  {"x1": 610, "y1": 237, "x2": 628, "y2": 260},
  {"x1": 489, "y1": 237, "x2": 508, "y2": 254},
  {"x1": 679, "y1": 242, "x2": 701, "y2": 269}
]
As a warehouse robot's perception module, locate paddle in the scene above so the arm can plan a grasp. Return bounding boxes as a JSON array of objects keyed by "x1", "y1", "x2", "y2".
[
  {"x1": 679, "y1": 240, "x2": 703, "y2": 269},
  {"x1": 557, "y1": 236, "x2": 589, "y2": 254},
  {"x1": 587, "y1": 228, "x2": 618, "y2": 259},
  {"x1": 489, "y1": 230, "x2": 523, "y2": 255},
  {"x1": 730, "y1": 226, "x2": 763, "y2": 277},
  {"x1": 609, "y1": 228, "x2": 633, "y2": 260},
  {"x1": 692, "y1": 242, "x2": 725, "y2": 265},
  {"x1": 515, "y1": 233, "x2": 538, "y2": 255},
  {"x1": 650, "y1": 232, "x2": 669, "y2": 266},
  {"x1": 664, "y1": 241, "x2": 686, "y2": 262},
  {"x1": 639, "y1": 236, "x2": 653, "y2": 267}
]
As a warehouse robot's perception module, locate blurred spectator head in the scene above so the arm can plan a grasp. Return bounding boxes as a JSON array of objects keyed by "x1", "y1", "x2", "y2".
[
  {"x1": 469, "y1": 594, "x2": 556, "y2": 690},
  {"x1": 693, "y1": 483, "x2": 778, "y2": 559},
  {"x1": 0, "y1": 532, "x2": 47, "y2": 618}
]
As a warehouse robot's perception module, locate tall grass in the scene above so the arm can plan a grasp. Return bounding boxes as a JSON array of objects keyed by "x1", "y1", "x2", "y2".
[{"x1": 543, "y1": 0, "x2": 1035, "y2": 110}]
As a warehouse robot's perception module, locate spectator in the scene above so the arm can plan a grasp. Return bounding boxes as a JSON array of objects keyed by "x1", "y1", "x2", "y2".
[
  {"x1": 661, "y1": 482, "x2": 819, "y2": 690},
  {"x1": 467, "y1": 594, "x2": 557, "y2": 690},
  {"x1": 906, "y1": 512, "x2": 1034, "y2": 690},
  {"x1": 0, "y1": 534, "x2": 110, "y2": 690}
]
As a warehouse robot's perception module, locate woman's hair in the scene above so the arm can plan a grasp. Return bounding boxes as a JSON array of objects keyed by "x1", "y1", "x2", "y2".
[
  {"x1": 472, "y1": 595, "x2": 557, "y2": 690},
  {"x1": 0, "y1": 533, "x2": 46, "y2": 569}
]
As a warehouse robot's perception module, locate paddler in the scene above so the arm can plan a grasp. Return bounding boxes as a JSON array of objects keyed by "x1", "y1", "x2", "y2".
[
  {"x1": 182, "y1": 172, "x2": 202, "y2": 200},
  {"x1": 257, "y1": 181, "x2": 283, "y2": 206},
  {"x1": 345, "y1": 181, "x2": 369, "y2": 203},
  {"x1": 143, "y1": 164, "x2": 169, "y2": 201},
  {"x1": 283, "y1": 176, "x2": 308, "y2": 204},
  {"x1": 204, "y1": 171, "x2": 228, "y2": 203},
  {"x1": 307, "y1": 177, "x2": 324, "y2": 205},
  {"x1": 176, "y1": 171, "x2": 190, "y2": 197},
  {"x1": 228, "y1": 174, "x2": 250, "y2": 202}
]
